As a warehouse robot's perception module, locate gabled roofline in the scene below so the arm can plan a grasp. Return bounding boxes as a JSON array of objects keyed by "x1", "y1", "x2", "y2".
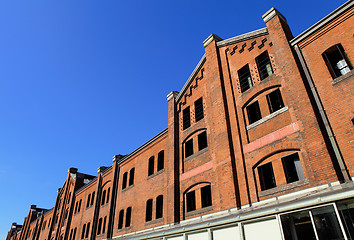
[
  {"x1": 290, "y1": 0, "x2": 353, "y2": 46},
  {"x1": 117, "y1": 128, "x2": 168, "y2": 164},
  {"x1": 176, "y1": 55, "x2": 206, "y2": 102},
  {"x1": 75, "y1": 176, "x2": 98, "y2": 194},
  {"x1": 217, "y1": 27, "x2": 268, "y2": 47}
]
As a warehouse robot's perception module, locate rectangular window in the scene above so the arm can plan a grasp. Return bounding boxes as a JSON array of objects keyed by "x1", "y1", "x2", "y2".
[
  {"x1": 129, "y1": 168, "x2": 135, "y2": 186},
  {"x1": 267, "y1": 89, "x2": 284, "y2": 113},
  {"x1": 246, "y1": 101, "x2": 262, "y2": 124},
  {"x1": 145, "y1": 199, "x2": 153, "y2": 222},
  {"x1": 323, "y1": 44, "x2": 352, "y2": 78},
  {"x1": 157, "y1": 151, "x2": 164, "y2": 171},
  {"x1": 201, "y1": 185, "x2": 212, "y2": 208},
  {"x1": 256, "y1": 51, "x2": 273, "y2": 80},
  {"x1": 198, "y1": 131, "x2": 208, "y2": 151},
  {"x1": 186, "y1": 190, "x2": 196, "y2": 212},
  {"x1": 194, "y1": 97, "x2": 204, "y2": 122},
  {"x1": 148, "y1": 156, "x2": 154, "y2": 176},
  {"x1": 185, "y1": 139, "x2": 194, "y2": 158},
  {"x1": 258, "y1": 162, "x2": 276, "y2": 190},
  {"x1": 183, "y1": 107, "x2": 191, "y2": 130},
  {"x1": 282, "y1": 153, "x2": 305, "y2": 183},
  {"x1": 238, "y1": 64, "x2": 253, "y2": 93}
]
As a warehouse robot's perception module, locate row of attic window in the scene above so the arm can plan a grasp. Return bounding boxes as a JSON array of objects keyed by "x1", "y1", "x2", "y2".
[{"x1": 239, "y1": 43, "x2": 352, "y2": 95}]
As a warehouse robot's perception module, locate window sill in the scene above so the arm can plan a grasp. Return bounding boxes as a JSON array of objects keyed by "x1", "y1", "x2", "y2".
[
  {"x1": 96, "y1": 233, "x2": 105, "y2": 237},
  {"x1": 258, "y1": 178, "x2": 309, "y2": 197},
  {"x1": 145, "y1": 217, "x2": 164, "y2": 226},
  {"x1": 100, "y1": 203, "x2": 108, "y2": 208},
  {"x1": 117, "y1": 226, "x2": 131, "y2": 232},
  {"x1": 183, "y1": 147, "x2": 208, "y2": 162},
  {"x1": 247, "y1": 106, "x2": 288, "y2": 130},
  {"x1": 331, "y1": 69, "x2": 354, "y2": 85},
  {"x1": 185, "y1": 205, "x2": 213, "y2": 218},
  {"x1": 147, "y1": 169, "x2": 165, "y2": 180},
  {"x1": 122, "y1": 184, "x2": 134, "y2": 192},
  {"x1": 86, "y1": 205, "x2": 94, "y2": 210}
]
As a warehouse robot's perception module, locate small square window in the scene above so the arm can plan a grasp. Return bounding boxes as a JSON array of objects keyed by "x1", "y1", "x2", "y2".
[
  {"x1": 183, "y1": 107, "x2": 191, "y2": 130},
  {"x1": 185, "y1": 139, "x2": 194, "y2": 158},
  {"x1": 246, "y1": 101, "x2": 262, "y2": 124},
  {"x1": 258, "y1": 162, "x2": 276, "y2": 191},
  {"x1": 194, "y1": 97, "x2": 204, "y2": 122},
  {"x1": 186, "y1": 190, "x2": 196, "y2": 212},
  {"x1": 256, "y1": 51, "x2": 273, "y2": 80},
  {"x1": 198, "y1": 131, "x2": 208, "y2": 151},
  {"x1": 282, "y1": 153, "x2": 305, "y2": 183},
  {"x1": 238, "y1": 64, "x2": 253, "y2": 93},
  {"x1": 267, "y1": 89, "x2": 284, "y2": 113}
]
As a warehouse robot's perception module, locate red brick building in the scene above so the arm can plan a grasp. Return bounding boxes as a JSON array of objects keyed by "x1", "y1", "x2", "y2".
[{"x1": 7, "y1": 1, "x2": 354, "y2": 240}]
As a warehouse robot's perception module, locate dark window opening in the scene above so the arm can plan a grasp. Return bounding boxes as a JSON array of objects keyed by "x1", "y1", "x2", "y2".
[
  {"x1": 186, "y1": 190, "x2": 196, "y2": 212},
  {"x1": 101, "y1": 190, "x2": 106, "y2": 206},
  {"x1": 256, "y1": 51, "x2": 273, "y2": 80},
  {"x1": 129, "y1": 168, "x2": 135, "y2": 186},
  {"x1": 246, "y1": 101, "x2": 262, "y2": 124},
  {"x1": 118, "y1": 210, "x2": 124, "y2": 229},
  {"x1": 183, "y1": 107, "x2": 191, "y2": 130},
  {"x1": 156, "y1": 195, "x2": 163, "y2": 219},
  {"x1": 122, "y1": 172, "x2": 128, "y2": 189},
  {"x1": 282, "y1": 153, "x2": 305, "y2": 183},
  {"x1": 145, "y1": 199, "x2": 153, "y2": 222},
  {"x1": 69, "y1": 229, "x2": 73, "y2": 240},
  {"x1": 90, "y1": 192, "x2": 95, "y2": 206},
  {"x1": 125, "y1": 207, "x2": 132, "y2": 227},
  {"x1": 185, "y1": 139, "x2": 194, "y2": 158},
  {"x1": 78, "y1": 200, "x2": 81, "y2": 212},
  {"x1": 97, "y1": 218, "x2": 102, "y2": 235},
  {"x1": 157, "y1": 151, "x2": 164, "y2": 171},
  {"x1": 201, "y1": 185, "x2": 212, "y2": 208},
  {"x1": 198, "y1": 131, "x2": 208, "y2": 151},
  {"x1": 73, "y1": 228, "x2": 77, "y2": 240},
  {"x1": 195, "y1": 97, "x2": 204, "y2": 122},
  {"x1": 267, "y1": 89, "x2": 284, "y2": 113},
  {"x1": 258, "y1": 162, "x2": 276, "y2": 190},
  {"x1": 102, "y1": 216, "x2": 106, "y2": 234},
  {"x1": 81, "y1": 224, "x2": 86, "y2": 239},
  {"x1": 323, "y1": 44, "x2": 352, "y2": 78},
  {"x1": 148, "y1": 156, "x2": 154, "y2": 176},
  {"x1": 85, "y1": 222, "x2": 90, "y2": 239},
  {"x1": 106, "y1": 188, "x2": 110, "y2": 204},
  {"x1": 86, "y1": 194, "x2": 91, "y2": 208},
  {"x1": 74, "y1": 202, "x2": 78, "y2": 214},
  {"x1": 238, "y1": 64, "x2": 253, "y2": 93}
]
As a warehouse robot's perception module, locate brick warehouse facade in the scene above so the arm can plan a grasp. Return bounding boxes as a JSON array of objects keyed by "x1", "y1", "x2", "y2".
[{"x1": 7, "y1": 1, "x2": 354, "y2": 240}]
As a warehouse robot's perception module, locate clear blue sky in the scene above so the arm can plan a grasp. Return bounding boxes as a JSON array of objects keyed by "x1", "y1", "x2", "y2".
[{"x1": 0, "y1": 0, "x2": 346, "y2": 238}]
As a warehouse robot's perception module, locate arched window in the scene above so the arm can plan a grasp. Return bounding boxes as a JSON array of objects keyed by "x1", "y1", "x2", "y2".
[
  {"x1": 125, "y1": 207, "x2": 132, "y2": 227},
  {"x1": 156, "y1": 195, "x2": 163, "y2": 219},
  {"x1": 69, "y1": 229, "x2": 73, "y2": 240},
  {"x1": 184, "y1": 183, "x2": 212, "y2": 214},
  {"x1": 86, "y1": 194, "x2": 91, "y2": 208},
  {"x1": 122, "y1": 172, "x2": 128, "y2": 189},
  {"x1": 157, "y1": 151, "x2": 164, "y2": 171},
  {"x1": 81, "y1": 224, "x2": 86, "y2": 239},
  {"x1": 118, "y1": 210, "x2": 124, "y2": 229},
  {"x1": 129, "y1": 168, "x2": 135, "y2": 186},
  {"x1": 101, "y1": 190, "x2": 106, "y2": 206},
  {"x1": 73, "y1": 228, "x2": 77, "y2": 240},
  {"x1": 85, "y1": 222, "x2": 90, "y2": 239},
  {"x1": 74, "y1": 201, "x2": 78, "y2": 213},
  {"x1": 78, "y1": 199, "x2": 82, "y2": 212},
  {"x1": 148, "y1": 156, "x2": 154, "y2": 176},
  {"x1": 145, "y1": 199, "x2": 153, "y2": 222},
  {"x1": 106, "y1": 188, "x2": 110, "y2": 204},
  {"x1": 90, "y1": 192, "x2": 95, "y2": 206},
  {"x1": 322, "y1": 44, "x2": 352, "y2": 78},
  {"x1": 97, "y1": 218, "x2": 102, "y2": 235}
]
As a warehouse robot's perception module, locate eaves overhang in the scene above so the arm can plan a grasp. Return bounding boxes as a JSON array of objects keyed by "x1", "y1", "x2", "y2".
[{"x1": 217, "y1": 27, "x2": 268, "y2": 48}]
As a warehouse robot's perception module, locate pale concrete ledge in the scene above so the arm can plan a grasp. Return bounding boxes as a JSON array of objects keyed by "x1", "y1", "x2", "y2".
[
  {"x1": 262, "y1": 7, "x2": 287, "y2": 24},
  {"x1": 331, "y1": 69, "x2": 354, "y2": 85},
  {"x1": 203, "y1": 34, "x2": 223, "y2": 48},
  {"x1": 246, "y1": 106, "x2": 288, "y2": 130}
]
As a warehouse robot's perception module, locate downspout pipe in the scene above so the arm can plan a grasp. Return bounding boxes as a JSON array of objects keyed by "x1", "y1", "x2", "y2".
[{"x1": 294, "y1": 44, "x2": 350, "y2": 182}]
